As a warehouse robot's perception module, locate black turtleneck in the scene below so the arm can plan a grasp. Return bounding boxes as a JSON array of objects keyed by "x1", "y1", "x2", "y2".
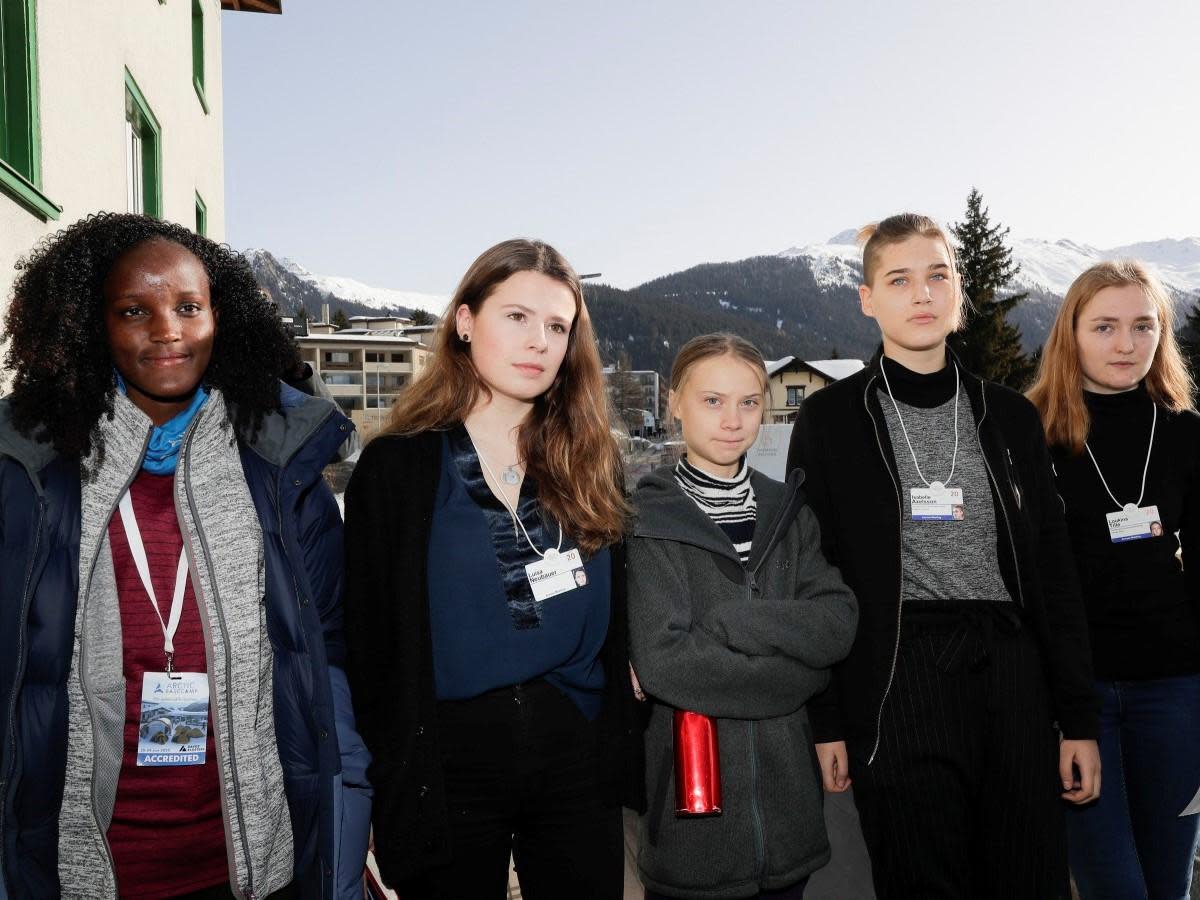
[
  {"x1": 1050, "y1": 384, "x2": 1200, "y2": 680},
  {"x1": 878, "y1": 354, "x2": 957, "y2": 408}
]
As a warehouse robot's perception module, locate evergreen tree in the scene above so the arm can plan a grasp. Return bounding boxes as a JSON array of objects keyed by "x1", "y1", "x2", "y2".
[
  {"x1": 950, "y1": 188, "x2": 1035, "y2": 389},
  {"x1": 409, "y1": 308, "x2": 436, "y2": 326},
  {"x1": 1180, "y1": 298, "x2": 1200, "y2": 387},
  {"x1": 294, "y1": 305, "x2": 309, "y2": 327},
  {"x1": 331, "y1": 308, "x2": 350, "y2": 330}
]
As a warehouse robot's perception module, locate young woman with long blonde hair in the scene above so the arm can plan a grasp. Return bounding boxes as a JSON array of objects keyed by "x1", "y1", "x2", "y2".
[
  {"x1": 1028, "y1": 260, "x2": 1200, "y2": 900},
  {"x1": 342, "y1": 239, "x2": 644, "y2": 899},
  {"x1": 786, "y1": 213, "x2": 1100, "y2": 899}
]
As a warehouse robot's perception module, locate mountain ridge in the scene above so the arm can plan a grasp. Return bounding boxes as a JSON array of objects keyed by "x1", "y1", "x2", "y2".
[{"x1": 246, "y1": 232, "x2": 1200, "y2": 376}]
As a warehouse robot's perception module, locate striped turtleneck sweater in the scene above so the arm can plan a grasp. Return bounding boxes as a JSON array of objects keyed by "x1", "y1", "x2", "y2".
[{"x1": 674, "y1": 457, "x2": 757, "y2": 563}]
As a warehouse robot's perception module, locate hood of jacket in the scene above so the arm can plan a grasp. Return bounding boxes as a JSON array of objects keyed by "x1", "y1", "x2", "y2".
[{"x1": 632, "y1": 463, "x2": 807, "y2": 572}]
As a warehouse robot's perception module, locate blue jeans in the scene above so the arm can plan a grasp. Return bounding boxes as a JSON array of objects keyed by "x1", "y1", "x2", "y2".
[{"x1": 1067, "y1": 674, "x2": 1200, "y2": 900}]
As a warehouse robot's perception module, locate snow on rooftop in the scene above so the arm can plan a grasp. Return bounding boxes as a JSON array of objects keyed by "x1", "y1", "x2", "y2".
[
  {"x1": 765, "y1": 356, "x2": 864, "y2": 381},
  {"x1": 765, "y1": 356, "x2": 796, "y2": 377},
  {"x1": 806, "y1": 359, "x2": 865, "y2": 381}
]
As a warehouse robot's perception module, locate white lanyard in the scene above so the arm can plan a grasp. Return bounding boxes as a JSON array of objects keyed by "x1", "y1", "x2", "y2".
[
  {"x1": 1085, "y1": 403, "x2": 1157, "y2": 512},
  {"x1": 879, "y1": 360, "x2": 961, "y2": 489},
  {"x1": 473, "y1": 440, "x2": 563, "y2": 559},
  {"x1": 117, "y1": 490, "x2": 191, "y2": 673}
]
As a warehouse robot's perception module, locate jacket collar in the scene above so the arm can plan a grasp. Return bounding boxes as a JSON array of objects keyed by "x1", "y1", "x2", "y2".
[
  {"x1": 0, "y1": 399, "x2": 58, "y2": 492},
  {"x1": 632, "y1": 463, "x2": 806, "y2": 569},
  {"x1": 0, "y1": 383, "x2": 351, "y2": 488},
  {"x1": 234, "y1": 383, "x2": 349, "y2": 470},
  {"x1": 863, "y1": 342, "x2": 988, "y2": 421}
]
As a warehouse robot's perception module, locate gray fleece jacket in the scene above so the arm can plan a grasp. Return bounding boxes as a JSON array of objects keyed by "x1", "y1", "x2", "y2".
[
  {"x1": 58, "y1": 390, "x2": 294, "y2": 898},
  {"x1": 628, "y1": 465, "x2": 857, "y2": 900}
]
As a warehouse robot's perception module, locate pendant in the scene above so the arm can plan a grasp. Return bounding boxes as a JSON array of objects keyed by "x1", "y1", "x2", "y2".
[{"x1": 502, "y1": 466, "x2": 520, "y2": 485}]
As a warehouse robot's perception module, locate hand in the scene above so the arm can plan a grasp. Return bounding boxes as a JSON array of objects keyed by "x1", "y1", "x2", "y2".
[
  {"x1": 630, "y1": 663, "x2": 646, "y2": 701},
  {"x1": 1059, "y1": 738, "x2": 1101, "y2": 804},
  {"x1": 815, "y1": 741, "x2": 851, "y2": 792}
]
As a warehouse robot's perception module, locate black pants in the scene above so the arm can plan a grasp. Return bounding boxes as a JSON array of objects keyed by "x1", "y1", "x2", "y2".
[
  {"x1": 850, "y1": 601, "x2": 1069, "y2": 900},
  {"x1": 400, "y1": 679, "x2": 623, "y2": 900}
]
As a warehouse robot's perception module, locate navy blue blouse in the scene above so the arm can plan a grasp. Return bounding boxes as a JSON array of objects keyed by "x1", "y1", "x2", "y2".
[{"x1": 426, "y1": 428, "x2": 610, "y2": 719}]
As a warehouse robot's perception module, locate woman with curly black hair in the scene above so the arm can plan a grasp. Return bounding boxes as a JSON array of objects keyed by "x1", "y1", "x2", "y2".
[{"x1": 0, "y1": 212, "x2": 372, "y2": 899}]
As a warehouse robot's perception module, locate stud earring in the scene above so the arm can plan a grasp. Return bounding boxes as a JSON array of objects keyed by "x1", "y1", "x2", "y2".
[{"x1": 460, "y1": 332, "x2": 471, "y2": 343}]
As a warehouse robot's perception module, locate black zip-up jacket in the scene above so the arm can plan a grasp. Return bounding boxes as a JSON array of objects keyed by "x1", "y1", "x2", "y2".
[
  {"x1": 785, "y1": 349, "x2": 1099, "y2": 758},
  {"x1": 342, "y1": 430, "x2": 646, "y2": 886}
]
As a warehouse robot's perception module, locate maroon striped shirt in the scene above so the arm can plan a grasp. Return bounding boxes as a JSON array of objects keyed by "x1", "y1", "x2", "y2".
[{"x1": 106, "y1": 470, "x2": 228, "y2": 898}]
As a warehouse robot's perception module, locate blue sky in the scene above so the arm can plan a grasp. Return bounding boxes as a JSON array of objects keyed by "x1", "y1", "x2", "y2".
[{"x1": 221, "y1": 1, "x2": 1200, "y2": 292}]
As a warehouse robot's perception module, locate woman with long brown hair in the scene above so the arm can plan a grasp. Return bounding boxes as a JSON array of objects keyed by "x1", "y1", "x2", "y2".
[
  {"x1": 342, "y1": 239, "x2": 644, "y2": 899},
  {"x1": 1028, "y1": 261, "x2": 1200, "y2": 900}
]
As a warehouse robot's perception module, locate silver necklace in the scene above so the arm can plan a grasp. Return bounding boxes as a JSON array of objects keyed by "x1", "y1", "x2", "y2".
[{"x1": 464, "y1": 425, "x2": 522, "y2": 485}]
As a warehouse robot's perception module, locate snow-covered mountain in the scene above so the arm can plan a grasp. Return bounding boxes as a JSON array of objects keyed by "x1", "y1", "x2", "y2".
[
  {"x1": 243, "y1": 249, "x2": 448, "y2": 316},
  {"x1": 779, "y1": 232, "x2": 1200, "y2": 297}
]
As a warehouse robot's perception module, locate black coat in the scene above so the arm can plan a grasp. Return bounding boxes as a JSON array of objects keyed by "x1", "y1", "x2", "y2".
[
  {"x1": 785, "y1": 350, "x2": 1099, "y2": 755},
  {"x1": 342, "y1": 430, "x2": 646, "y2": 886}
]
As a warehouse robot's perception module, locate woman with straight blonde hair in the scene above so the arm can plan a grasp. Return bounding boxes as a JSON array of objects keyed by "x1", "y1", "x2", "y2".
[
  {"x1": 787, "y1": 213, "x2": 1099, "y2": 899},
  {"x1": 1028, "y1": 260, "x2": 1200, "y2": 900},
  {"x1": 342, "y1": 239, "x2": 644, "y2": 899}
]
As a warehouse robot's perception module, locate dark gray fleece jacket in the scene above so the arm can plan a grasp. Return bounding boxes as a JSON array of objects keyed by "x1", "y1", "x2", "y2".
[{"x1": 628, "y1": 465, "x2": 858, "y2": 900}]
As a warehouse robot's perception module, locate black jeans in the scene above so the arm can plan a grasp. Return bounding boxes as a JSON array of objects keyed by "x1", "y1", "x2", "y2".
[
  {"x1": 400, "y1": 679, "x2": 623, "y2": 900},
  {"x1": 850, "y1": 601, "x2": 1069, "y2": 900}
]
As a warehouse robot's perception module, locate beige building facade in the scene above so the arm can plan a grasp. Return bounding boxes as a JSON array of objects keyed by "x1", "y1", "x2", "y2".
[
  {"x1": 296, "y1": 332, "x2": 433, "y2": 437},
  {"x1": 764, "y1": 357, "x2": 864, "y2": 423},
  {"x1": 0, "y1": 0, "x2": 280, "y2": 334}
]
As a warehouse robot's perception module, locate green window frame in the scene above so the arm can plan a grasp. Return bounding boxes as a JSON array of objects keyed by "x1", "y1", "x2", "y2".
[
  {"x1": 125, "y1": 69, "x2": 162, "y2": 217},
  {"x1": 191, "y1": 0, "x2": 208, "y2": 113},
  {"x1": 0, "y1": 0, "x2": 60, "y2": 220},
  {"x1": 194, "y1": 191, "x2": 207, "y2": 236}
]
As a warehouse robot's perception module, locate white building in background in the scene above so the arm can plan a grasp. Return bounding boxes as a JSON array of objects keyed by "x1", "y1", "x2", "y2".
[{"x1": 0, "y1": 0, "x2": 281, "y2": 328}]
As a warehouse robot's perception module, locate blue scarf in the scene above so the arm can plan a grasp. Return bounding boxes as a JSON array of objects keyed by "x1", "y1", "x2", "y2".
[{"x1": 115, "y1": 374, "x2": 210, "y2": 475}]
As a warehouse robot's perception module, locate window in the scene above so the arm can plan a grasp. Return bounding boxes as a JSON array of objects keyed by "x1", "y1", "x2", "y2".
[
  {"x1": 365, "y1": 352, "x2": 382, "y2": 363},
  {"x1": 390, "y1": 352, "x2": 409, "y2": 364},
  {"x1": 191, "y1": 0, "x2": 208, "y2": 113},
  {"x1": 125, "y1": 70, "x2": 161, "y2": 216},
  {"x1": 786, "y1": 386, "x2": 806, "y2": 407},
  {"x1": 322, "y1": 372, "x2": 360, "y2": 386},
  {"x1": 323, "y1": 351, "x2": 351, "y2": 365},
  {"x1": 194, "y1": 192, "x2": 207, "y2": 236},
  {"x1": 0, "y1": 0, "x2": 58, "y2": 220}
]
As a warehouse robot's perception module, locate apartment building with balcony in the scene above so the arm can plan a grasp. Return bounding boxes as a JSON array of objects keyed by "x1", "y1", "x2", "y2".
[{"x1": 295, "y1": 331, "x2": 432, "y2": 436}]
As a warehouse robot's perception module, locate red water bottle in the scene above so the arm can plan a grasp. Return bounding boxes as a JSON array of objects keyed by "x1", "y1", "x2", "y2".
[{"x1": 674, "y1": 710, "x2": 722, "y2": 816}]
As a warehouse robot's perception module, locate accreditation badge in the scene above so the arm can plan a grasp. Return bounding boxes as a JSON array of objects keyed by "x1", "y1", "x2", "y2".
[
  {"x1": 1106, "y1": 503, "x2": 1162, "y2": 543},
  {"x1": 137, "y1": 671, "x2": 210, "y2": 766},
  {"x1": 525, "y1": 548, "x2": 586, "y2": 602},
  {"x1": 910, "y1": 483, "x2": 966, "y2": 522}
]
